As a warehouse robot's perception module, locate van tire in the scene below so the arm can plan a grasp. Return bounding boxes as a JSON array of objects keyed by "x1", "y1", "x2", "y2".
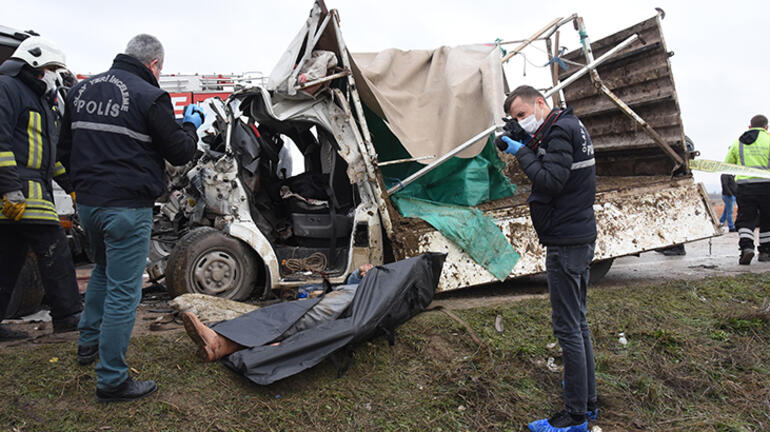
[
  {"x1": 165, "y1": 227, "x2": 257, "y2": 300},
  {"x1": 589, "y1": 258, "x2": 614, "y2": 285},
  {"x1": 6, "y1": 253, "x2": 45, "y2": 318}
]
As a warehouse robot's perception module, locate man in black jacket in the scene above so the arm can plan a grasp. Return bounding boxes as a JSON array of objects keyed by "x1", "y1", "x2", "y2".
[
  {"x1": 720, "y1": 174, "x2": 737, "y2": 232},
  {"x1": 59, "y1": 34, "x2": 203, "y2": 402},
  {"x1": 500, "y1": 85, "x2": 596, "y2": 432}
]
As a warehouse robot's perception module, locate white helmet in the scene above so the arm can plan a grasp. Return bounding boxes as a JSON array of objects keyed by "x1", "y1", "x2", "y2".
[{"x1": 11, "y1": 36, "x2": 67, "y2": 69}]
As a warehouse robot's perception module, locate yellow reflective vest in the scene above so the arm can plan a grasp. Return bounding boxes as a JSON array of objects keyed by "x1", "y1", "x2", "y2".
[{"x1": 725, "y1": 127, "x2": 770, "y2": 183}]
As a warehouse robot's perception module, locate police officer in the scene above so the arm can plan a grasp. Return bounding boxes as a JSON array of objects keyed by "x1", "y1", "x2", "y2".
[
  {"x1": 500, "y1": 85, "x2": 597, "y2": 432},
  {"x1": 58, "y1": 34, "x2": 203, "y2": 402},
  {"x1": 0, "y1": 36, "x2": 82, "y2": 341},
  {"x1": 725, "y1": 114, "x2": 770, "y2": 265}
]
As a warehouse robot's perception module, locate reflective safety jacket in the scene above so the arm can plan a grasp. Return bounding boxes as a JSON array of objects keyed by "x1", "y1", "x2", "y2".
[
  {"x1": 725, "y1": 127, "x2": 770, "y2": 184},
  {"x1": 0, "y1": 59, "x2": 72, "y2": 224}
]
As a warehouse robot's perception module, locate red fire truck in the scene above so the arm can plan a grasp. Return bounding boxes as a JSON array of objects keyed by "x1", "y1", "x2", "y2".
[{"x1": 159, "y1": 73, "x2": 267, "y2": 117}]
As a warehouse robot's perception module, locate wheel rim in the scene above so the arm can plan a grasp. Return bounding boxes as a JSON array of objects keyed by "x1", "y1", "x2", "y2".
[{"x1": 191, "y1": 249, "x2": 241, "y2": 296}]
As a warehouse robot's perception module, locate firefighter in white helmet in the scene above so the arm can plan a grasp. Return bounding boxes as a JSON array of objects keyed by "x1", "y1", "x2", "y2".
[{"x1": 0, "y1": 35, "x2": 82, "y2": 340}]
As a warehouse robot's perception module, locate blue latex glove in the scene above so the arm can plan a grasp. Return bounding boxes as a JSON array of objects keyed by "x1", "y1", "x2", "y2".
[
  {"x1": 501, "y1": 136, "x2": 524, "y2": 155},
  {"x1": 183, "y1": 104, "x2": 205, "y2": 129}
]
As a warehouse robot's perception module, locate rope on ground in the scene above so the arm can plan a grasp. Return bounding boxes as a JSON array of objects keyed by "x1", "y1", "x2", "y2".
[{"x1": 283, "y1": 251, "x2": 328, "y2": 273}]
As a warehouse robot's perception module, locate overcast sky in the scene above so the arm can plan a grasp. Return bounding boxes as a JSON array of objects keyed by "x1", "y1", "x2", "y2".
[{"x1": 4, "y1": 0, "x2": 768, "y2": 192}]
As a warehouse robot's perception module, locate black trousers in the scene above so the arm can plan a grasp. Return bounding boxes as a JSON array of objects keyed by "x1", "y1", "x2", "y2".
[
  {"x1": 546, "y1": 242, "x2": 597, "y2": 415},
  {"x1": 735, "y1": 183, "x2": 770, "y2": 253},
  {"x1": 0, "y1": 223, "x2": 82, "y2": 320}
]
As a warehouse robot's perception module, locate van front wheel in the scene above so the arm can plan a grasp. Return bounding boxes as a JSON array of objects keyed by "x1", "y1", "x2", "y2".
[{"x1": 165, "y1": 227, "x2": 257, "y2": 300}]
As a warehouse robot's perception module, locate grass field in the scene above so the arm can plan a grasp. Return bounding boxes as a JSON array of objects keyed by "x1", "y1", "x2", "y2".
[{"x1": 2, "y1": 273, "x2": 768, "y2": 432}]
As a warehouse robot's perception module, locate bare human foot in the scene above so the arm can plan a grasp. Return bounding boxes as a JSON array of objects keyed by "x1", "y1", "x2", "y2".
[{"x1": 181, "y1": 312, "x2": 244, "y2": 362}]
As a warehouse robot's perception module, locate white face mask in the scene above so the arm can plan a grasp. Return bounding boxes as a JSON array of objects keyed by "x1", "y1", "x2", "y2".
[
  {"x1": 519, "y1": 106, "x2": 544, "y2": 135},
  {"x1": 41, "y1": 69, "x2": 60, "y2": 93},
  {"x1": 41, "y1": 69, "x2": 66, "y2": 113}
]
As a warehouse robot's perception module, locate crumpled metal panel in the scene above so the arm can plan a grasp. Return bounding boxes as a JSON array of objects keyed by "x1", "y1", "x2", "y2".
[
  {"x1": 246, "y1": 87, "x2": 368, "y2": 184},
  {"x1": 405, "y1": 180, "x2": 719, "y2": 292},
  {"x1": 558, "y1": 14, "x2": 687, "y2": 176},
  {"x1": 267, "y1": 0, "x2": 326, "y2": 94}
]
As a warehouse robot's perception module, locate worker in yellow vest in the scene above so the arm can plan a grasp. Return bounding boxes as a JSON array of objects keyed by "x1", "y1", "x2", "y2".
[{"x1": 724, "y1": 114, "x2": 770, "y2": 265}]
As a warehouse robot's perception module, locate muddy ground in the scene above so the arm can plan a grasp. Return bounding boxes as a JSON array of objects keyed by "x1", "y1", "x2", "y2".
[{"x1": 0, "y1": 229, "x2": 756, "y2": 348}]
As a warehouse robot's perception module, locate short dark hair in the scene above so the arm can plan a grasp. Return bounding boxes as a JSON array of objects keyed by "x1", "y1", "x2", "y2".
[
  {"x1": 503, "y1": 85, "x2": 546, "y2": 114},
  {"x1": 750, "y1": 114, "x2": 768, "y2": 128}
]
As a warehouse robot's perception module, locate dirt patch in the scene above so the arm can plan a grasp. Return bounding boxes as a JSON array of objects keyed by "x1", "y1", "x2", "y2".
[
  {"x1": 425, "y1": 333, "x2": 458, "y2": 365},
  {"x1": 0, "y1": 286, "x2": 183, "y2": 350}
]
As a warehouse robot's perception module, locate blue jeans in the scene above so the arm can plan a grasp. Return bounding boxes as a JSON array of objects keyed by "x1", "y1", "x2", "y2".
[
  {"x1": 546, "y1": 243, "x2": 597, "y2": 416},
  {"x1": 77, "y1": 205, "x2": 152, "y2": 390},
  {"x1": 720, "y1": 195, "x2": 735, "y2": 229}
]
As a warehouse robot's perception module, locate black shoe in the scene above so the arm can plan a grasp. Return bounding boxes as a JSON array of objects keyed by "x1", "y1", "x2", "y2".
[
  {"x1": 96, "y1": 377, "x2": 157, "y2": 403},
  {"x1": 759, "y1": 252, "x2": 770, "y2": 262},
  {"x1": 0, "y1": 324, "x2": 29, "y2": 341},
  {"x1": 53, "y1": 312, "x2": 81, "y2": 334},
  {"x1": 528, "y1": 410, "x2": 588, "y2": 431},
  {"x1": 77, "y1": 344, "x2": 98, "y2": 365},
  {"x1": 739, "y1": 248, "x2": 755, "y2": 265},
  {"x1": 548, "y1": 410, "x2": 588, "y2": 427},
  {"x1": 729, "y1": 227, "x2": 737, "y2": 232}
]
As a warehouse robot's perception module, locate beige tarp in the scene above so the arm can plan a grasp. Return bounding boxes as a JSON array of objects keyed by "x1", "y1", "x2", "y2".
[{"x1": 351, "y1": 45, "x2": 506, "y2": 160}]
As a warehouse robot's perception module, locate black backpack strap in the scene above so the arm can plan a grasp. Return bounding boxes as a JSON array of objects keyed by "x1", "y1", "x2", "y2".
[{"x1": 527, "y1": 108, "x2": 564, "y2": 151}]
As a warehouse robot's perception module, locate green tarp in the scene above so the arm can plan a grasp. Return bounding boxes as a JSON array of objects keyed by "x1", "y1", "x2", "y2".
[
  {"x1": 392, "y1": 196, "x2": 520, "y2": 281},
  {"x1": 366, "y1": 107, "x2": 520, "y2": 280}
]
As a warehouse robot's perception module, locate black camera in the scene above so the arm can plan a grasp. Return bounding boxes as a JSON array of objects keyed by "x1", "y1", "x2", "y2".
[{"x1": 494, "y1": 117, "x2": 532, "y2": 151}]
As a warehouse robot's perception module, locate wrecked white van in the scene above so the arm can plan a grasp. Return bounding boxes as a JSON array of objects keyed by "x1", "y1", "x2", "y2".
[{"x1": 148, "y1": 2, "x2": 720, "y2": 300}]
